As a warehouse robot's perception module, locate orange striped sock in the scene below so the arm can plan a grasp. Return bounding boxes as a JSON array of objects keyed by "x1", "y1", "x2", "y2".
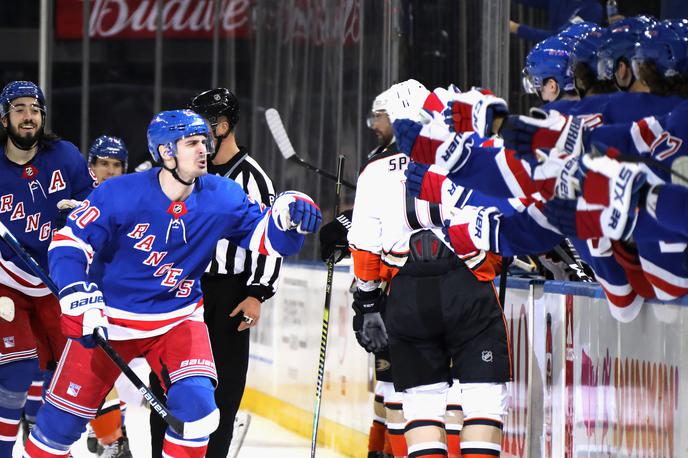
[{"x1": 368, "y1": 420, "x2": 386, "y2": 453}]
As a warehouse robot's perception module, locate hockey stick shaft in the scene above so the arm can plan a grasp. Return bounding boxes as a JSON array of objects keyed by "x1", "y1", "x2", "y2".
[
  {"x1": 0, "y1": 221, "x2": 186, "y2": 436},
  {"x1": 554, "y1": 241, "x2": 593, "y2": 282},
  {"x1": 265, "y1": 108, "x2": 356, "y2": 190},
  {"x1": 310, "y1": 155, "x2": 345, "y2": 457}
]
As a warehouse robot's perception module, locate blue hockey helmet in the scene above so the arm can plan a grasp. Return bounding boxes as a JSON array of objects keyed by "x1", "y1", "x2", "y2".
[
  {"x1": 632, "y1": 22, "x2": 688, "y2": 78},
  {"x1": 89, "y1": 135, "x2": 129, "y2": 171},
  {"x1": 146, "y1": 109, "x2": 214, "y2": 162},
  {"x1": 0, "y1": 81, "x2": 46, "y2": 118},
  {"x1": 558, "y1": 21, "x2": 602, "y2": 42},
  {"x1": 571, "y1": 27, "x2": 607, "y2": 78},
  {"x1": 664, "y1": 18, "x2": 688, "y2": 40},
  {"x1": 523, "y1": 36, "x2": 576, "y2": 94},
  {"x1": 596, "y1": 15, "x2": 657, "y2": 81}
]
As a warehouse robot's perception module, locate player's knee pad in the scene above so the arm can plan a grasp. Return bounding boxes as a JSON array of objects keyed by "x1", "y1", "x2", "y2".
[
  {"x1": 30, "y1": 402, "x2": 89, "y2": 452},
  {"x1": 461, "y1": 382, "x2": 508, "y2": 423},
  {"x1": 167, "y1": 376, "x2": 219, "y2": 439},
  {"x1": 402, "y1": 381, "x2": 449, "y2": 424}
]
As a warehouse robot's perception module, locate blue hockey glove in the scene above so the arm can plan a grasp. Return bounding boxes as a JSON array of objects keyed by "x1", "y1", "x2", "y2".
[
  {"x1": 58, "y1": 281, "x2": 109, "y2": 349},
  {"x1": 272, "y1": 191, "x2": 322, "y2": 234}
]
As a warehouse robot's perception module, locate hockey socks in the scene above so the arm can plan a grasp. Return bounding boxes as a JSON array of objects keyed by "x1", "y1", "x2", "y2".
[
  {"x1": 90, "y1": 395, "x2": 123, "y2": 446},
  {"x1": 405, "y1": 420, "x2": 447, "y2": 458},
  {"x1": 162, "y1": 432, "x2": 209, "y2": 458},
  {"x1": 368, "y1": 419, "x2": 386, "y2": 454}
]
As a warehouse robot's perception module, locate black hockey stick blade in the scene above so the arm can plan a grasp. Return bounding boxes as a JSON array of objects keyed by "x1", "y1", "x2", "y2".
[{"x1": 265, "y1": 108, "x2": 356, "y2": 190}]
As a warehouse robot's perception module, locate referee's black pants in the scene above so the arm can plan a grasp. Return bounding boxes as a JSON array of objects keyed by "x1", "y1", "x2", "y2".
[{"x1": 149, "y1": 274, "x2": 252, "y2": 457}]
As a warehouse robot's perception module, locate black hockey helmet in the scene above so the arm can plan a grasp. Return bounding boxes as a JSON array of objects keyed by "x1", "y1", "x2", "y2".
[{"x1": 189, "y1": 88, "x2": 240, "y2": 131}]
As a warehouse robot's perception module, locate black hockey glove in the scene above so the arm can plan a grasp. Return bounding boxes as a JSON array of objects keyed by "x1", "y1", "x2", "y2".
[
  {"x1": 319, "y1": 209, "x2": 353, "y2": 263},
  {"x1": 352, "y1": 288, "x2": 388, "y2": 353}
]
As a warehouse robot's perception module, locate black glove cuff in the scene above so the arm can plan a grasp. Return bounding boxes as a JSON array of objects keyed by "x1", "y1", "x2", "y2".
[{"x1": 352, "y1": 288, "x2": 382, "y2": 315}]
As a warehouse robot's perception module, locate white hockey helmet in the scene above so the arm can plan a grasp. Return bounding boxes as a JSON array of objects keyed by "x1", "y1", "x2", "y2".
[{"x1": 370, "y1": 79, "x2": 430, "y2": 123}]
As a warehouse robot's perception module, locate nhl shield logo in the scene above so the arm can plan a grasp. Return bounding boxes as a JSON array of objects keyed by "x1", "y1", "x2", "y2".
[
  {"x1": 481, "y1": 350, "x2": 493, "y2": 363},
  {"x1": 22, "y1": 165, "x2": 39, "y2": 180},
  {"x1": 3, "y1": 336, "x2": 14, "y2": 348},
  {"x1": 166, "y1": 201, "x2": 188, "y2": 219}
]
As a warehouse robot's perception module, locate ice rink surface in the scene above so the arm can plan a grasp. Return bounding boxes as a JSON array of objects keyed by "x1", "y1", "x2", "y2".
[{"x1": 13, "y1": 405, "x2": 346, "y2": 457}]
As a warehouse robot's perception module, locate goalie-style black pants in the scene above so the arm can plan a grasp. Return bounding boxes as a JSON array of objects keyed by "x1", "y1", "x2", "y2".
[{"x1": 149, "y1": 274, "x2": 251, "y2": 457}]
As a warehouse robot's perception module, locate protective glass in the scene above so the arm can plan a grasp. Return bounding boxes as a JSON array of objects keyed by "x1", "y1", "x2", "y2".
[
  {"x1": 596, "y1": 54, "x2": 615, "y2": 80},
  {"x1": 8, "y1": 102, "x2": 45, "y2": 116},
  {"x1": 366, "y1": 111, "x2": 388, "y2": 129},
  {"x1": 521, "y1": 69, "x2": 540, "y2": 94}
]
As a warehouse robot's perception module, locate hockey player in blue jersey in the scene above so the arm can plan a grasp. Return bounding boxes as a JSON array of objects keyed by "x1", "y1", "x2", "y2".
[
  {"x1": 0, "y1": 80, "x2": 96, "y2": 457},
  {"x1": 88, "y1": 135, "x2": 128, "y2": 184},
  {"x1": 24, "y1": 109, "x2": 321, "y2": 458}
]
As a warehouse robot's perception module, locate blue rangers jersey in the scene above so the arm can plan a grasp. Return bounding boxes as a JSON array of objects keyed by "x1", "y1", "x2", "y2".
[
  {"x1": 0, "y1": 140, "x2": 95, "y2": 296},
  {"x1": 48, "y1": 168, "x2": 305, "y2": 340}
]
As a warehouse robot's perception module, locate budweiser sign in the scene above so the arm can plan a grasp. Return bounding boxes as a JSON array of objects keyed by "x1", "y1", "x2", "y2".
[{"x1": 55, "y1": 0, "x2": 251, "y2": 39}]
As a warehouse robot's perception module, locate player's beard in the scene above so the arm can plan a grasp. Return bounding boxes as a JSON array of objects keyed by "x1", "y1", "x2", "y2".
[{"x1": 7, "y1": 120, "x2": 42, "y2": 150}]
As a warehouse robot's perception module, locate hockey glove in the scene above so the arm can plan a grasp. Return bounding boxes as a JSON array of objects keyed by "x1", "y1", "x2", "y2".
[
  {"x1": 394, "y1": 117, "x2": 479, "y2": 173},
  {"x1": 55, "y1": 199, "x2": 82, "y2": 230},
  {"x1": 530, "y1": 149, "x2": 583, "y2": 201},
  {"x1": 58, "y1": 281, "x2": 109, "y2": 349},
  {"x1": 443, "y1": 99, "x2": 474, "y2": 133},
  {"x1": 546, "y1": 153, "x2": 648, "y2": 240},
  {"x1": 272, "y1": 191, "x2": 322, "y2": 234},
  {"x1": 405, "y1": 162, "x2": 466, "y2": 207},
  {"x1": 319, "y1": 209, "x2": 353, "y2": 263},
  {"x1": 501, "y1": 108, "x2": 585, "y2": 162},
  {"x1": 352, "y1": 289, "x2": 388, "y2": 353},
  {"x1": 442, "y1": 206, "x2": 502, "y2": 256}
]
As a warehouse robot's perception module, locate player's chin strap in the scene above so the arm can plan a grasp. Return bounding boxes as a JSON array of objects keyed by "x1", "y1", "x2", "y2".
[{"x1": 163, "y1": 158, "x2": 196, "y2": 186}]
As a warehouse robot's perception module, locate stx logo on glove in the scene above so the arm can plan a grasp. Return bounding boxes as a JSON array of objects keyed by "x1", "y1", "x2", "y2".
[
  {"x1": 69, "y1": 296, "x2": 104, "y2": 310},
  {"x1": 614, "y1": 167, "x2": 633, "y2": 203},
  {"x1": 609, "y1": 208, "x2": 622, "y2": 230}
]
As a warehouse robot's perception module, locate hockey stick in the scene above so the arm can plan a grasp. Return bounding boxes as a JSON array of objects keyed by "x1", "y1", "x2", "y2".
[
  {"x1": 553, "y1": 240, "x2": 593, "y2": 282},
  {"x1": 0, "y1": 220, "x2": 188, "y2": 437},
  {"x1": 310, "y1": 155, "x2": 345, "y2": 457},
  {"x1": 265, "y1": 108, "x2": 357, "y2": 190}
]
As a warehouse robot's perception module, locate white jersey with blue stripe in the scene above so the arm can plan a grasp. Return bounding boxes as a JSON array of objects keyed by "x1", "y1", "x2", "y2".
[{"x1": 48, "y1": 168, "x2": 303, "y2": 340}]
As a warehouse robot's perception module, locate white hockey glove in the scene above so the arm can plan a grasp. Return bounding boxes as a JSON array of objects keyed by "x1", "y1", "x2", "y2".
[
  {"x1": 271, "y1": 191, "x2": 322, "y2": 234},
  {"x1": 442, "y1": 206, "x2": 502, "y2": 256},
  {"x1": 58, "y1": 281, "x2": 108, "y2": 349},
  {"x1": 502, "y1": 108, "x2": 585, "y2": 162}
]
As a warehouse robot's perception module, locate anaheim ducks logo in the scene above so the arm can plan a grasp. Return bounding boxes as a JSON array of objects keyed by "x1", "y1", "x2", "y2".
[
  {"x1": 376, "y1": 358, "x2": 391, "y2": 372},
  {"x1": 166, "y1": 201, "x2": 188, "y2": 219}
]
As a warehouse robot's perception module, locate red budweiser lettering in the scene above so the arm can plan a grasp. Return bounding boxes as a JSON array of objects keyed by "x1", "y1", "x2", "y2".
[
  {"x1": 56, "y1": 0, "x2": 250, "y2": 39},
  {"x1": 580, "y1": 350, "x2": 679, "y2": 457}
]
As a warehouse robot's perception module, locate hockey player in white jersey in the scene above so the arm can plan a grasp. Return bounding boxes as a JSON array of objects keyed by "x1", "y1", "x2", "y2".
[
  {"x1": 23, "y1": 109, "x2": 321, "y2": 458},
  {"x1": 348, "y1": 81, "x2": 510, "y2": 458}
]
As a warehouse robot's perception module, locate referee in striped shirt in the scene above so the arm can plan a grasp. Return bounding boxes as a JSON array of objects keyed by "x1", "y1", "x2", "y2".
[{"x1": 149, "y1": 88, "x2": 281, "y2": 457}]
